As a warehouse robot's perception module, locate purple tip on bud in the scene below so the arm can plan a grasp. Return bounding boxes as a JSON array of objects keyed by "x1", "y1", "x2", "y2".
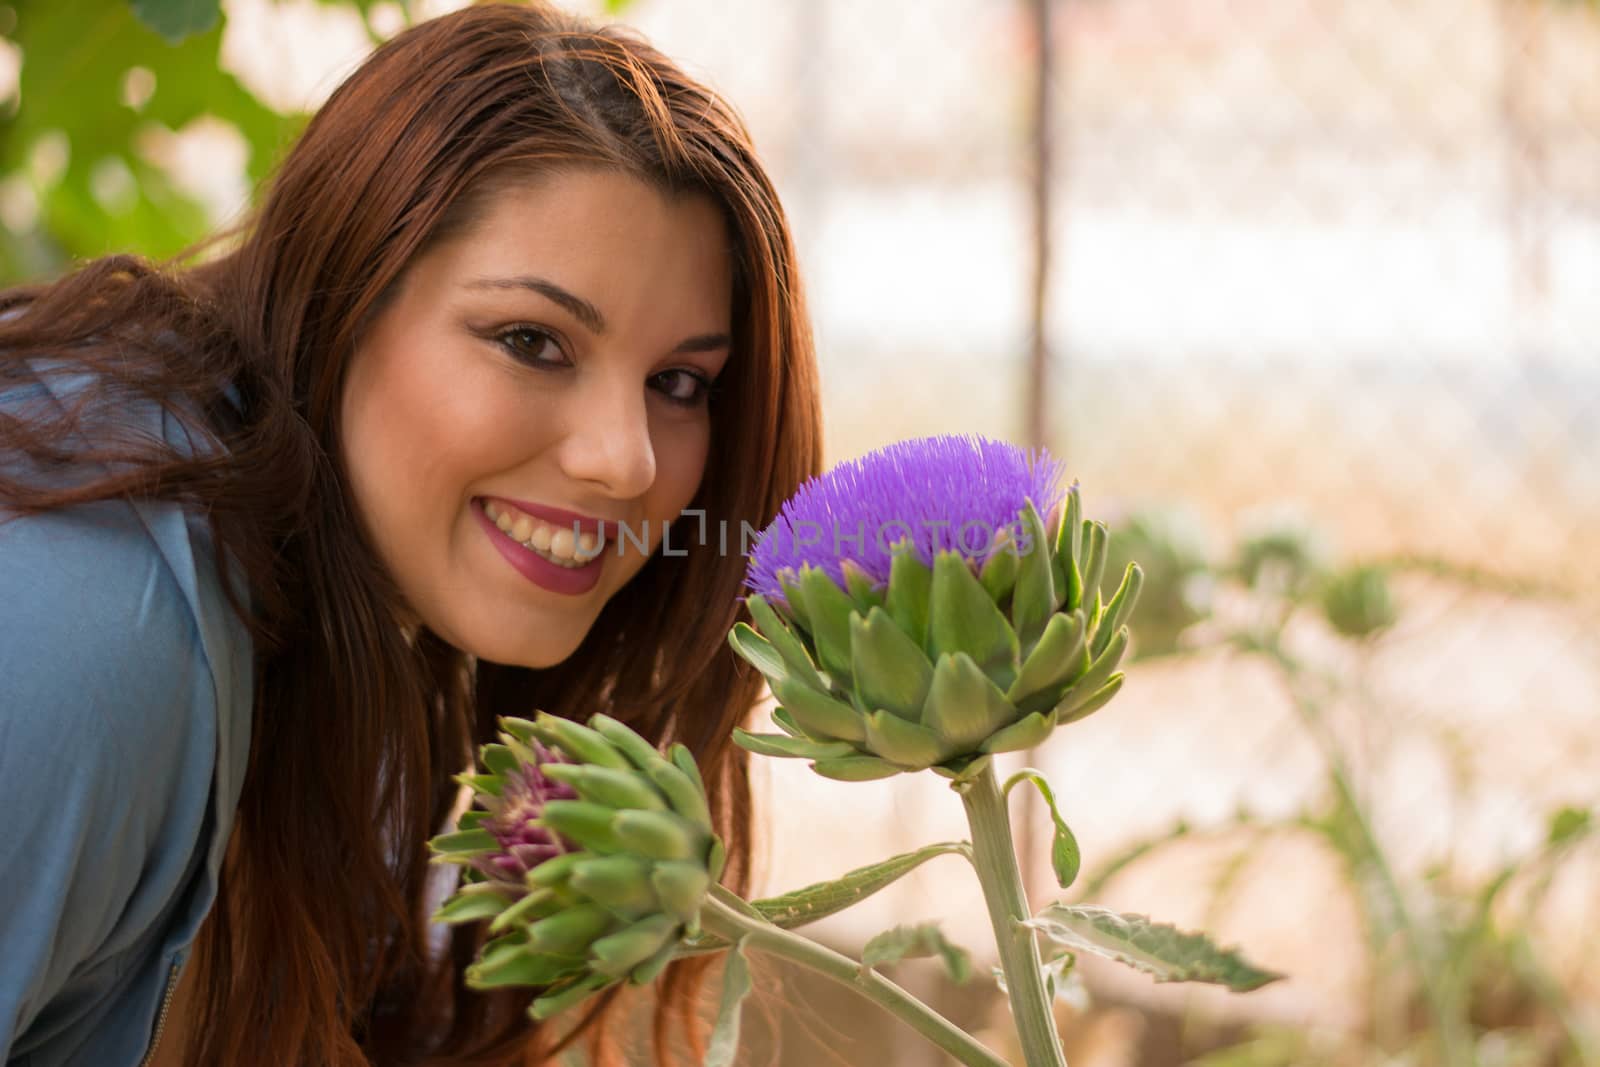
[{"x1": 472, "y1": 741, "x2": 580, "y2": 885}]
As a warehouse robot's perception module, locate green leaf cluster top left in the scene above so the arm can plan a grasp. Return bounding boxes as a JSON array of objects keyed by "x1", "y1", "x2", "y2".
[{"x1": 0, "y1": 1, "x2": 300, "y2": 282}]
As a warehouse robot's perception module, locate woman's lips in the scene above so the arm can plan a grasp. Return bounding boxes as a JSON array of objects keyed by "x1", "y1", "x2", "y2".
[{"x1": 473, "y1": 500, "x2": 603, "y2": 596}]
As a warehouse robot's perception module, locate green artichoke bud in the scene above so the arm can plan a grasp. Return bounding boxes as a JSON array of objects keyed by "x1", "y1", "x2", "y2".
[
  {"x1": 426, "y1": 712, "x2": 723, "y2": 1019},
  {"x1": 1319, "y1": 564, "x2": 1397, "y2": 638},
  {"x1": 734, "y1": 436, "x2": 1142, "y2": 781},
  {"x1": 1233, "y1": 509, "x2": 1328, "y2": 599}
]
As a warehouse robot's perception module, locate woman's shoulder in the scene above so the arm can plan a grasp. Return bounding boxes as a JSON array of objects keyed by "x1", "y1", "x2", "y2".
[{"x1": 0, "y1": 361, "x2": 254, "y2": 1065}]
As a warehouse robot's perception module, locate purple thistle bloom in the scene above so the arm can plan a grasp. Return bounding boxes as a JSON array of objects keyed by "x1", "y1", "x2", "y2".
[
  {"x1": 472, "y1": 741, "x2": 580, "y2": 886},
  {"x1": 745, "y1": 434, "x2": 1067, "y2": 602}
]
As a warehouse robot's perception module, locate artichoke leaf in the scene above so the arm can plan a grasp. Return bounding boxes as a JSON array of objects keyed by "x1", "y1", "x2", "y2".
[
  {"x1": 1052, "y1": 627, "x2": 1129, "y2": 720},
  {"x1": 922, "y1": 651, "x2": 1017, "y2": 753},
  {"x1": 1080, "y1": 521, "x2": 1109, "y2": 630},
  {"x1": 979, "y1": 537, "x2": 1019, "y2": 601},
  {"x1": 885, "y1": 540, "x2": 933, "y2": 649},
  {"x1": 798, "y1": 565, "x2": 860, "y2": 680},
  {"x1": 1057, "y1": 673, "x2": 1125, "y2": 726},
  {"x1": 928, "y1": 551, "x2": 1020, "y2": 688},
  {"x1": 851, "y1": 607, "x2": 935, "y2": 720},
  {"x1": 1006, "y1": 609, "x2": 1087, "y2": 709},
  {"x1": 732, "y1": 728, "x2": 858, "y2": 761},
  {"x1": 771, "y1": 675, "x2": 867, "y2": 743},
  {"x1": 747, "y1": 594, "x2": 826, "y2": 690},
  {"x1": 842, "y1": 559, "x2": 887, "y2": 613},
  {"x1": 863, "y1": 709, "x2": 950, "y2": 769},
  {"x1": 727, "y1": 623, "x2": 787, "y2": 687},
  {"x1": 1011, "y1": 499, "x2": 1058, "y2": 653},
  {"x1": 1056, "y1": 485, "x2": 1085, "y2": 611},
  {"x1": 979, "y1": 710, "x2": 1058, "y2": 755},
  {"x1": 810, "y1": 754, "x2": 903, "y2": 782},
  {"x1": 1092, "y1": 563, "x2": 1144, "y2": 658}
]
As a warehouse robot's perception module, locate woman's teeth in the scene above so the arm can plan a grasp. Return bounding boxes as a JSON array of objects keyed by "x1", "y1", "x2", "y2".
[{"x1": 483, "y1": 499, "x2": 604, "y2": 568}]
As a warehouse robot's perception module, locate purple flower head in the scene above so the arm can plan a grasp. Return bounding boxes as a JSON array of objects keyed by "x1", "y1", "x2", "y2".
[
  {"x1": 745, "y1": 434, "x2": 1067, "y2": 602},
  {"x1": 472, "y1": 741, "x2": 579, "y2": 885}
]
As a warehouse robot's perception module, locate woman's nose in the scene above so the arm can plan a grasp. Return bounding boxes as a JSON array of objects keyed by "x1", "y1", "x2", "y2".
[{"x1": 555, "y1": 373, "x2": 657, "y2": 500}]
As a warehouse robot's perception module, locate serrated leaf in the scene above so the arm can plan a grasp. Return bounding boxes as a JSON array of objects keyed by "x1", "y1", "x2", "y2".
[
  {"x1": 706, "y1": 938, "x2": 751, "y2": 1067},
  {"x1": 1002, "y1": 770, "x2": 1081, "y2": 889},
  {"x1": 130, "y1": 0, "x2": 221, "y2": 43},
  {"x1": 862, "y1": 922, "x2": 973, "y2": 983},
  {"x1": 1024, "y1": 904, "x2": 1283, "y2": 992},
  {"x1": 748, "y1": 842, "x2": 972, "y2": 930}
]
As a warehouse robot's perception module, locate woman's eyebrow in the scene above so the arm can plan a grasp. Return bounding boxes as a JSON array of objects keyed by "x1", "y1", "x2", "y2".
[
  {"x1": 466, "y1": 275, "x2": 606, "y2": 334},
  {"x1": 673, "y1": 333, "x2": 732, "y2": 355},
  {"x1": 468, "y1": 274, "x2": 731, "y2": 355}
]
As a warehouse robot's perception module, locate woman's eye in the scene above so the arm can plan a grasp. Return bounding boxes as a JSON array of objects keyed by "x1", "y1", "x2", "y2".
[
  {"x1": 496, "y1": 326, "x2": 565, "y2": 367},
  {"x1": 653, "y1": 369, "x2": 713, "y2": 406}
]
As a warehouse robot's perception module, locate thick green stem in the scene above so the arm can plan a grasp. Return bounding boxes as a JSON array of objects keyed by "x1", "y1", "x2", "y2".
[
  {"x1": 698, "y1": 888, "x2": 1009, "y2": 1067},
  {"x1": 956, "y1": 763, "x2": 1069, "y2": 1067}
]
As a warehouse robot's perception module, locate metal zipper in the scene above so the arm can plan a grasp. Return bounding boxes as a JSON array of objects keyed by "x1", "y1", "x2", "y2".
[{"x1": 137, "y1": 959, "x2": 183, "y2": 1067}]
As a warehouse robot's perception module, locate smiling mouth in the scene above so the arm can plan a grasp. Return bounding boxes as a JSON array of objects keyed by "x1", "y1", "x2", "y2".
[{"x1": 482, "y1": 499, "x2": 606, "y2": 568}]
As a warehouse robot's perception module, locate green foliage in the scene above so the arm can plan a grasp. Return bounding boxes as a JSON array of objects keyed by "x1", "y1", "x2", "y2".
[
  {"x1": 0, "y1": 3, "x2": 306, "y2": 283},
  {"x1": 129, "y1": 0, "x2": 220, "y2": 42}
]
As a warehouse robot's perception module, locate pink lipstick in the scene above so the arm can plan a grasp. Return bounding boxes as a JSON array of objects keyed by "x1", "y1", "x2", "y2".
[{"x1": 473, "y1": 500, "x2": 603, "y2": 596}]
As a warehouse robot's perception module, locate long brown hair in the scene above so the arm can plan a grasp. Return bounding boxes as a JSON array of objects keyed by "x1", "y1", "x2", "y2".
[{"x1": 0, "y1": 5, "x2": 821, "y2": 1064}]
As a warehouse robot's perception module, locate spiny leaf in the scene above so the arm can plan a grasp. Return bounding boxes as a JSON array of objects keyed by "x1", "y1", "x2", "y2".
[
  {"x1": 1024, "y1": 904, "x2": 1284, "y2": 992},
  {"x1": 748, "y1": 842, "x2": 973, "y2": 930},
  {"x1": 862, "y1": 922, "x2": 973, "y2": 984}
]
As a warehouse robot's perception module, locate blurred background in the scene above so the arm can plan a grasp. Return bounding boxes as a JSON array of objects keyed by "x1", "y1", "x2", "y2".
[{"x1": 3, "y1": 0, "x2": 1596, "y2": 1064}]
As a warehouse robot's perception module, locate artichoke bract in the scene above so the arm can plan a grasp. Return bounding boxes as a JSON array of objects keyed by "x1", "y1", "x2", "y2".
[
  {"x1": 427, "y1": 713, "x2": 724, "y2": 1020},
  {"x1": 732, "y1": 435, "x2": 1142, "y2": 782}
]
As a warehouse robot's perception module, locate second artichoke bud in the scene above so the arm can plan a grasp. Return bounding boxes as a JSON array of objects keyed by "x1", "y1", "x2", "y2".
[{"x1": 428, "y1": 712, "x2": 724, "y2": 1019}]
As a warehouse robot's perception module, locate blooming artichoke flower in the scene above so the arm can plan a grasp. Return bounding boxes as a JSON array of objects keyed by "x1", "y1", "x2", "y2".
[
  {"x1": 428, "y1": 713, "x2": 724, "y2": 1019},
  {"x1": 732, "y1": 435, "x2": 1142, "y2": 782}
]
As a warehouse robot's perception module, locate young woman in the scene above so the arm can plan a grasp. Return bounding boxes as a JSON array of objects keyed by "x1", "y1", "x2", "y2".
[{"x1": 0, "y1": 5, "x2": 821, "y2": 1065}]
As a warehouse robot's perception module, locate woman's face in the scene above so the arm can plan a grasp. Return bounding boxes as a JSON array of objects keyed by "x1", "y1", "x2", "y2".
[{"x1": 340, "y1": 168, "x2": 733, "y2": 668}]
